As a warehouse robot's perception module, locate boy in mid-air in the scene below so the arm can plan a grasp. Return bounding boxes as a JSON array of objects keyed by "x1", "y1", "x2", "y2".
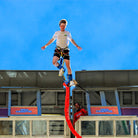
[{"x1": 41, "y1": 19, "x2": 82, "y2": 85}]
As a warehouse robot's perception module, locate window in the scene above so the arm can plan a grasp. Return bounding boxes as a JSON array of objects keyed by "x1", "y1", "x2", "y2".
[
  {"x1": 49, "y1": 121, "x2": 64, "y2": 135},
  {"x1": 123, "y1": 92, "x2": 132, "y2": 105},
  {"x1": 32, "y1": 120, "x2": 46, "y2": 136},
  {"x1": 135, "y1": 92, "x2": 138, "y2": 104},
  {"x1": 116, "y1": 120, "x2": 130, "y2": 135},
  {"x1": 99, "y1": 121, "x2": 113, "y2": 135},
  {"x1": 15, "y1": 120, "x2": 30, "y2": 135},
  {"x1": 0, "y1": 121, "x2": 12, "y2": 135},
  {"x1": 81, "y1": 121, "x2": 95, "y2": 135}
]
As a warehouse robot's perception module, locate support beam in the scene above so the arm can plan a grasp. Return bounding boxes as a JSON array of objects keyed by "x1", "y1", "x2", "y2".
[
  {"x1": 115, "y1": 90, "x2": 121, "y2": 115},
  {"x1": 100, "y1": 91, "x2": 107, "y2": 106},
  {"x1": 86, "y1": 92, "x2": 91, "y2": 116},
  {"x1": 8, "y1": 90, "x2": 11, "y2": 116},
  {"x1": 37, "y1": 90, "x2": 41, "y2": 116}
]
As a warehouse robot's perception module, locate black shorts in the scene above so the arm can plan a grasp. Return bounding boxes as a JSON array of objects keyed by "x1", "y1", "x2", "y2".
[{"x1": 53, "y1": 48, "x2": 70, "y2": 60}]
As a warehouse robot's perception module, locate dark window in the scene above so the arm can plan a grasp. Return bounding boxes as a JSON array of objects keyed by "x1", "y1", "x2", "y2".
[
  {"x1": 135, "y1": 92, "x2": 138, "y2": 104},
  {"x1": 123, "y1": 92, "x2": 132, "y2": 105}
]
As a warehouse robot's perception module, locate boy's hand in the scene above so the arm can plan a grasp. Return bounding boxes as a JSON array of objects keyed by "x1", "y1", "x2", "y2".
[
  {"x1": 41, "y1": 45, "x2": 46, "y2": 50},
  {"x1": 77, "y1": 46, "x2": 82, "y2": 50}
]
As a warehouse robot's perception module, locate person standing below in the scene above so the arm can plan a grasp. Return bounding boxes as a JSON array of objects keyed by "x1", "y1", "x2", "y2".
[
  {"x1": 73, "y1": 102, "x2": 88, "y2": 126},
  {"x1": 41, "y1": 19, "x2": 82, "y2": 85}
]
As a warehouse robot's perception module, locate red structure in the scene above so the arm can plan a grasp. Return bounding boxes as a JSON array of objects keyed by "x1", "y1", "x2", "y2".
[{"x1": 63, "y1": 82, "x2": 82, "y2": 138}]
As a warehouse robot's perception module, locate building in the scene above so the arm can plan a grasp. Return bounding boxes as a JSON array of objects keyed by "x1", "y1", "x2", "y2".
[{"x1": 0, "y1": 70, "x2": 138, "y2": 138}]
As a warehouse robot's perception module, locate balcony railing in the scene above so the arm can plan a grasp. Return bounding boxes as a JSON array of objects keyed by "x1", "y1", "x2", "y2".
[
  {"x1": 0, "y1": 115, "x2": 138, "y2": 138},
  {"x1": 75, "y1": 116, "x2": 138, "y2": 138},
  {"x1": 0, "y1": 116, "x2": 70, "y2": 138}
]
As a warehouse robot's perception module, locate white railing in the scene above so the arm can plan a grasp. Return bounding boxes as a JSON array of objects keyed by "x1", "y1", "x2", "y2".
[
  {"x1": 0, "y1": 116, "x2": 70, "y2": 138},
  {"x1": 75, "y1": 116, "x2": 138, "y2": 138},
  {"x1": 1, "y1": 116, "x2": 138, "y2": 138}
]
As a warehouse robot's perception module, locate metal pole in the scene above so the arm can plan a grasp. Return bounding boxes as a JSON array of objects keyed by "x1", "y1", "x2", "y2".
[
  {"x1": 8, "y1": 90, "x2": 11, "y2": 116},
  {"x1": 37, "y1": 90, "x2": 41, "y2": 116},
  {"x1": 100, "y1": 91, "x2": 107, "y2": 106},
  {"x1": 115, "y1": 90, "x2": 121, "y2": 115}
]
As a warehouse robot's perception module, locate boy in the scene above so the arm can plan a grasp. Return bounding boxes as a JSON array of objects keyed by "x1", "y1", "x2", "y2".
[{"x1": 41, "y1": 19, "x2": 82, "y2": 85}]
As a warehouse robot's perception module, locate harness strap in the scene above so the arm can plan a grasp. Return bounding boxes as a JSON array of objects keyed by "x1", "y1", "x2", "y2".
[{"x1": 55, "y1": 48, "x2": 69, "y2": 57}]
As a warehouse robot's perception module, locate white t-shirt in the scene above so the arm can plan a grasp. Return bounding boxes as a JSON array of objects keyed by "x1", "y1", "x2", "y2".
[{"x1": 52, "y1": 31, "x2": 72, "y2": 48}]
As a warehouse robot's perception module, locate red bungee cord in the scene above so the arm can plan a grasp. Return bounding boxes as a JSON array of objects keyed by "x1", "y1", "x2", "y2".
[{"x1": 63, "y1": 82, "x2": 82, "y2": 138}]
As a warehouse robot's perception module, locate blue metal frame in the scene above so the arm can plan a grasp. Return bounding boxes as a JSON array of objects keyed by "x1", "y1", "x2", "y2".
[
  {"x1": 8, "y1": 90, "x2": 41, "y2": 116},
  {"x1": 100, "y1": 91, "x2": 107, "y2": 106},
  {"x1": 115, "y1": 89, "x2": 121, "y2": 115},
  {"x1": 37, "y1": 90, "x2": 41, "y2": 116},
  {"x1": 86, "y1": 92, "x2": 91, "y2": 116},
  {"x1": 86, "y1": 90, "x2": 121, "y2": 116},
  {"x1": 8, "y1": 90, "x2": 11, "y2": 116}
]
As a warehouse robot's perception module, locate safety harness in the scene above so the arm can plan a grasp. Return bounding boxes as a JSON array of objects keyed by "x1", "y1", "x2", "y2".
[{"x1": 55, "y1": 46, "x2": 69, "y2": 57}]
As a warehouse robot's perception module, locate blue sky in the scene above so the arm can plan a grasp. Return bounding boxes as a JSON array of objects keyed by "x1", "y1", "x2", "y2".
[{"x1": 0, "y1": 0, "x2": 138, "y2": 74}]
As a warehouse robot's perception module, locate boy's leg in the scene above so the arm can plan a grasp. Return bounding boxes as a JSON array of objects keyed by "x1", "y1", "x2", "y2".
[
  {"x1": 64, "y1": 59, "x2": 72, "y2": 74},
  {"x1": 64, "y1": 59, "x2": 75, "y2": 86},
  {"x1": 53, "y1": 56, "x2": 60, "y2": 67},
  {"x1": 53, "y1": 56, "x2": 65, "y2": 76},
  {"x1": 53, "y1": 48, "x2": 63, "y2": 69}
]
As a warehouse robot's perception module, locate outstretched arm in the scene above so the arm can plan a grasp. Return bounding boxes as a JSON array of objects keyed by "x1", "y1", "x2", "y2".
[
  {"x1": 71, "y1": 39, "x2": 82, "y2": 50},
  {"x1": 41, "y1": 38, "x2": 55, "y2": 50},
  {"x1": 82, "y1": 109, "x2": 88, "y2": 115}
]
